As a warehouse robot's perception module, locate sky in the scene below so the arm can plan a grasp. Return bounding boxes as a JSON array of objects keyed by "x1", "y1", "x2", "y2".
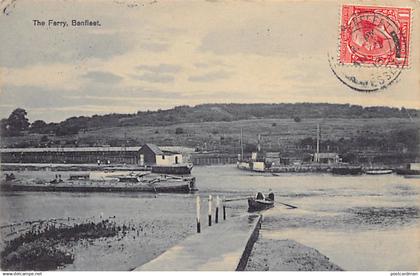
[{"x1": 0, "y1": 0, "x2": 419, "y2": 122}]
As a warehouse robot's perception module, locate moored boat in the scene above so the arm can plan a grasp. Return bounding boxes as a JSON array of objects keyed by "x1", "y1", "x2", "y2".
[
  {"x1": 69, "y1": 173, "x2": 90, "y2": 180},
  {"x1": 331, "y1": 166, "x2": 362, "y2": 175},
  {"x1": 237, "y1": 161, "x2": 251, "y2": 170},
  {"x1": 1, "y1": 173, "x2": 197, "y2": 193},
  {"x1": 395, "y1": 163, "x2": 420, "y2": 176},
  {"x1": 248, "y1": 192, "x2": 274, "y2": 212},
  {"x1": 237, "y1": 160, "x2": 266, "y2": 172},
  {"x1": 365, "y1": 169, "x2": 393, "y2": 175},
  {"x1": 151, "y1": 164, "x2": 193, "y2": 175},
  {"x1": 396, "y1": 169, "x2": 420, "y2": 176},
  {"x1": 403, "y1": 175, "x2": 420, "y2": 179}
]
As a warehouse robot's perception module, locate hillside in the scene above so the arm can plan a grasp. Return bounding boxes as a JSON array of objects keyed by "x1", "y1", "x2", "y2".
[
  {"x1": 1, "y1": 103, "x2": 419, "y2": 163},
  {"x1": 2, "y1": 103, "x2": 419, "y2": 138},
  {"x1": 117, "y1": 103, "x2": 420, "y2": 127},
  {"x1": 2, "y1": 117, "x2": 419, "y2": 161}
]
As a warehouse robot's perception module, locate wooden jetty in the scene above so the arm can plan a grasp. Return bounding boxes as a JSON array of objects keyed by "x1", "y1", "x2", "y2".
[{"x1": 135, "y1": 214, "x2": 262, "y2": 271}]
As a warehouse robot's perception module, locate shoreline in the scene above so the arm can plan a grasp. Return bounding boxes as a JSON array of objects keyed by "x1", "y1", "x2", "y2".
[{"x1": 1, "y1": 213, "x2": 343, "y2": 271}]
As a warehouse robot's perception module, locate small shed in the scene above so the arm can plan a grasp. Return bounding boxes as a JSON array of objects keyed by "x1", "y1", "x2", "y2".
[
  {"x1": 138, "y1": 144, "x2": 164, "y2": 165},
  {"x1": 138, "y1": 144, "x2": 183, "y2": 166},
  {"x1": 156, "y1": 150, "x2": 183, "y2": 166}
]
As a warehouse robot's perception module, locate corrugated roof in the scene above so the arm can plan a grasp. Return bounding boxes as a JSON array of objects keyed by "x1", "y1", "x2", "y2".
[
  {"x1": 141, "y1": 144, "x2": 163, "y2": 155},
  {"x1": 160, "y1": 146, "x2": 195, "y2": 154},
  {"x1": 0, "y1": 147, "x2": 141, "y2": 153},
  {"x1": 0, "y1": 144, "x2": 189, "y2": 155}
]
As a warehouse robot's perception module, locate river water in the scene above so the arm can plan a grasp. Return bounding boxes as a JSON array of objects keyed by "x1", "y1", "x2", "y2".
[{"x1": 1, "y1": 165, "x2": 419, "y2": 270}]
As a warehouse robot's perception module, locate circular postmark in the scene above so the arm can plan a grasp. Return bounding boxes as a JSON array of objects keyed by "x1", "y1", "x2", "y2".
[
  {"x1": 328, "y1": 54, "x2": 404, "y2": 92},
  {"x1": 331, "y1": 6, "x2": 410, "y2": 92}
]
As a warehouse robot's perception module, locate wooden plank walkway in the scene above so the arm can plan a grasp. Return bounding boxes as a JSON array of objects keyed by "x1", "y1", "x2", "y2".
[{"x1": 135, "y1": 214, "x2": 262, "y2": 271}]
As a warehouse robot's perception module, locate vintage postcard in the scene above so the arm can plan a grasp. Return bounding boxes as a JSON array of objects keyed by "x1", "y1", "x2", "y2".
[{"x1": 0, "y1": 0, "x2": 419, "y2": 273}]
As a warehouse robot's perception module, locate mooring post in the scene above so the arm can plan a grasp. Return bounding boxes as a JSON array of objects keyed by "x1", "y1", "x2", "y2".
[
  {"x1": 208, "y1": 195, "x2": 212, "y2": 226},
  {"x1": 215, "y1": 195, "x2": 220, "y2": 224},
  {"x1": 223, "y1": 196, "x2": 226, "y2": 220},
  {"x1": 196, "y1": 195, "x2": 201, "y2": 233}
]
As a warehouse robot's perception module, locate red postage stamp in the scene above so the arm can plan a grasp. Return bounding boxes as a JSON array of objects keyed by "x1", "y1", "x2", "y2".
[{"x1": 340, "y1": 5, "x2": 411, "y2": 67}]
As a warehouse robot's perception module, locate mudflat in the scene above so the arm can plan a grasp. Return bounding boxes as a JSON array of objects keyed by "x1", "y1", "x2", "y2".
[{"x1": 246, "y1": 238, "x2": 342, "y2": 271}]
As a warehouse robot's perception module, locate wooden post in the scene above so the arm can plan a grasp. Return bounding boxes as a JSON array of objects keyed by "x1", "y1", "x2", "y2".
[
  {"x1": 208, "y1": 195, "x2": 212, "y2": 226},
  {"x1": 215, "y1": 195, "x2": 220, "y2": 224},
  {"x1": 196, "y1": 195, "x2": 201, "y2": 233},
  {"x1": 223, "y1": 196, "x2": 226, "y2": 220}
]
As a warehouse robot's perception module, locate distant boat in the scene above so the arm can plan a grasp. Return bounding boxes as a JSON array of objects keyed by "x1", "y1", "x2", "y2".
[
  {"x1": 331, "y1": 166, "x2": 362, "y2": 175},
  {"x1": 237, "y1": 161, "x2": 251, "y2": 170},
  {"x1": 396, "y1": 169, "x2": 420, "y2": 176},
  {"x1": 403, "y1": 175, "x2": 420, "y2": 179},
  {"x1": 236, "y1": 130, "x2": 267, "y2": 173},
  {"x1": 396, "y1": 163, "x2": 420, "y2": 176},
  {"x1": 365, "y1": 169, "x2": 393, "y2": 175},
  {"x1": 69, "y1": 173, "x2": 90, "y2": 180},
  {"x1": 237, "y1": 160, "x2": 266, "y2": 172},
  {"x1": 248, "y1": 192, "x2": 274, "y2": 212}
]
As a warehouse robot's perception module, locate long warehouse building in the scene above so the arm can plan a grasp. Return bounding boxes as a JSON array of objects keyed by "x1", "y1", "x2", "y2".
[{"x1": 0, "y1": 144, "x2": 190, "y2": 166}]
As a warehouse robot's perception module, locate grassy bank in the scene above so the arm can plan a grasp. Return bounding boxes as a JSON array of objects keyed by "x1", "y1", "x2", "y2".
[{"x1": 1, "y1": 219, "x2": 122, "y2": 270}]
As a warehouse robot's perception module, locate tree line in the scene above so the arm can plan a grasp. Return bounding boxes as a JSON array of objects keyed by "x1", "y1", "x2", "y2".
[{"x1": 1, "y1": 103, "x2": 418, "y2": 137}]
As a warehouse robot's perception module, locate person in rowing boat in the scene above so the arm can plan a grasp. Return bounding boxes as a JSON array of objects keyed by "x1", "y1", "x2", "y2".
[
  {"x1": 256, "y1": 192, "x2": 265, "y2": 200},
  {"x1": 255, "y1": 192, "x2": 274, "y2": 201},
  {"x1": 248, "y1": 191, "x2": 275, "y2": 212}
]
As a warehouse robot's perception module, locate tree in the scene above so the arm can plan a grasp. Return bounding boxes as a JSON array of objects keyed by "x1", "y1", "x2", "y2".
[
  {"x1": 175, "y1": 127, "x2": 184, "y2": 134},
  {"x1": 299, "y1": 137, "x2": 314, "y2": 149},
  {"x1": 0, "y1": 118, "x2": 8, "y2": 136},
  {"x1": 55, "y1": 125, "x2": 80, "y2": 136},
  {"x1": 39, "y1": 135, "x2": 51, "y2": 146},
  {"x1": 30, "y1": 120, "x2": 48, "y2": 133},
  {"x1": 8, "y1": 108, "x2": 29, "y2": 130},
  {"x1": 293, "y1": 116, "x2": 302, "y2": 122},
  {"x1": 2, "y1": 108, "x2": 30, "y2": 136}
]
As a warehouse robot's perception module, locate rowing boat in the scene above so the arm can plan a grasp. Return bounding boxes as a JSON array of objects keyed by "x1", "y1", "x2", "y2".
[{"x1": 248, "y1": 192, "x2": 274, "y2": 212}]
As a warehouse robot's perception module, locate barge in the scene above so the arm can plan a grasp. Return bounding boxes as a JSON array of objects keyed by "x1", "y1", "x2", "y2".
[
  {"x1": 151, "y1": 164, "x2": 193, "y2": 175},
  {"x1": 331, "y1": 166, "x2": 362, "y2": 175},
  {"x1": 1, "y1": 173, "x2": 197, "y2": 193}
]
